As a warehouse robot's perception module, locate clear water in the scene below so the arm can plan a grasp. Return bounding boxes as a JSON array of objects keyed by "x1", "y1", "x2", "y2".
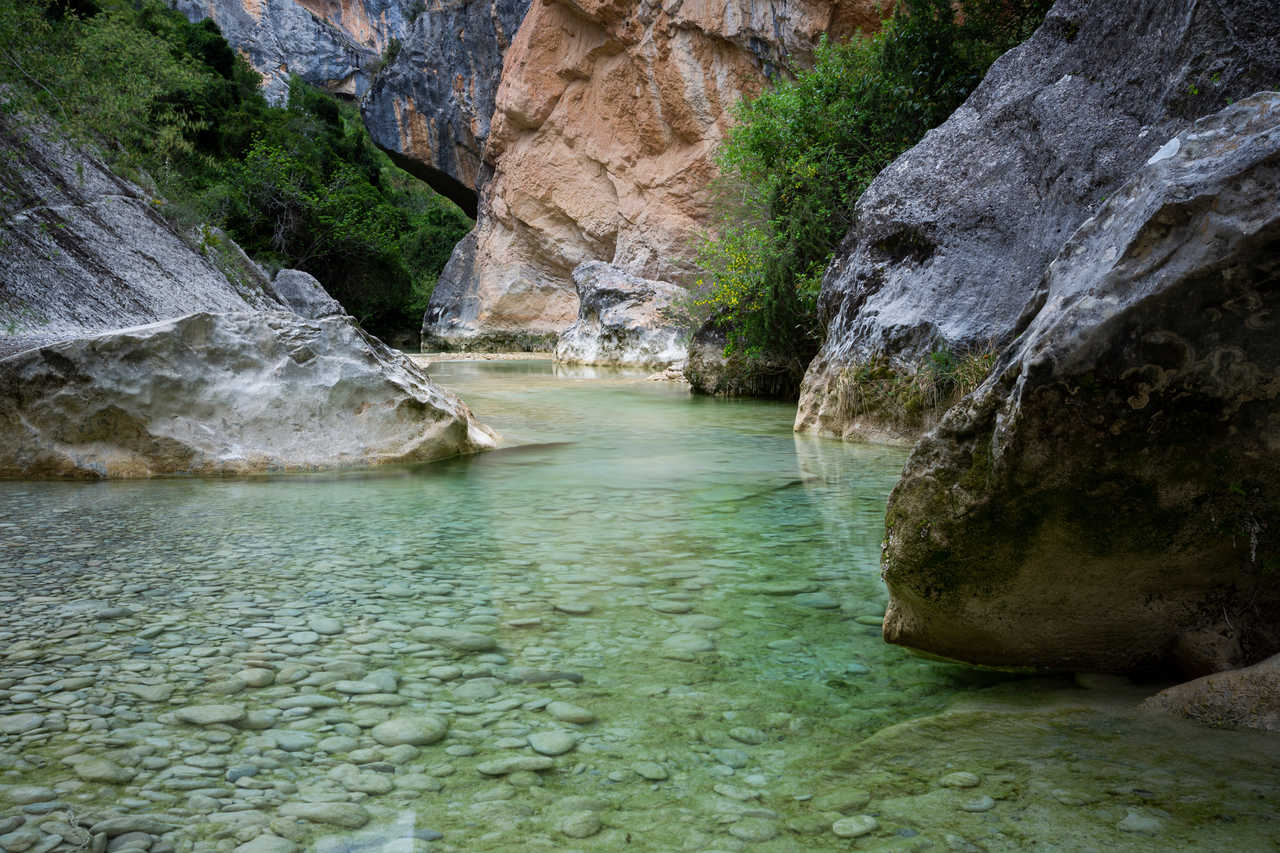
[{"x1": 0, "y1": 360, "x2": 1276, "y2": 852}]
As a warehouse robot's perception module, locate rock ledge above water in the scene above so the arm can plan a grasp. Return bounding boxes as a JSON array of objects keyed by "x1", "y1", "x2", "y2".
[{"x1": 0, "y1": 311, "x2": 496, "y2": 478}]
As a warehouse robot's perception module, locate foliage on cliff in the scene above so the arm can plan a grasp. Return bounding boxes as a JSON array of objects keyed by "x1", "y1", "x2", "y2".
[
  {"x1": 0, "y1": 0, "x2": 470, "y2": 337},
  {"x1": 695, "y1": 0, "x2": 1052, "y2": 394}
]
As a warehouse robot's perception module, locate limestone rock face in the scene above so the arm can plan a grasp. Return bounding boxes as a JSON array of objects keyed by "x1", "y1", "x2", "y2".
[
  {"x1": 361, "y1": 0, "x2": 532, "y2": 214},
  {"x1": 554, "y1": 262, "x2": 688, "y2": 367},
  {"x1": 0, "y1": 123, "x2": 277, "y2": 358},
  {"x1": 880, "y1": 93, "x2": 1280, "y2": 675},
  {"x1": 422, "y1": 0, "x2": 884, "y2": 349},
  {"x1": 173, "y1": 0, "x2": 418, "y2": 103},
  {"x1": 0, "y1": 311, "x2": 497, "y2": 478},
  {"x1": 1142, "y1": 654, "x2": 1280, "y2": 732},
  {"x1": 797, "y1": 0, "x2": 1280, "y2": 441}
]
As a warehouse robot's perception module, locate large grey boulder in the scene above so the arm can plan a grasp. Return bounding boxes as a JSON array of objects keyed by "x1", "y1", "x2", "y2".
[
  {"x1": 361, "y1": 0, "x2": 532, "y2": 215},
  {"x1": 0, "y1": 311, "x2": 496, "y2": 478},
  {"x1": 880, "y1": 93, "x2": 1280, "y2": 675},
  {"x1": 268, "y1": 269, "x2": 345, "y2": 319},
  {"x1": 554, "y1": 262, "x2": 688, "y2": 368},
  {"x1": 797, "y1": 0, "x2": 1280, "y2": 441},
  {"x1": 172, "y1": 0, "x2": 417, "y2": 104},
  {"x1": 0, "y1": 122, "x2": 277, "y2": 358},
  {"x1": 1141, "y1": 653, "x2": 1280, "y2": 732}
]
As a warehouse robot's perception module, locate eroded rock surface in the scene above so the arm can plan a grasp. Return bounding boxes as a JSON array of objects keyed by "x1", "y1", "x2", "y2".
[
  {"x1": 267, "y1": 269, "x2": 346, "y2": 319},
  {"x1": 554, "y1": 261, "x2": 688, "y2": 367},
  {"x1": 173, "y1": 0, "x2": 418, "y2": 103},
  {"x1": 880, "y1": 93, "x2": 1280, "y2": 674},
  {"x1": 361, "y1": 0, "x2": 532, "y2": 214},
  {"x1": 1142, "y1": 654, "x2": 1280, "y2": 732},
  {"x1": 797, "y1": 0, "x2": 1280, "y2": 441},
  {"x1": 0, "y1": 122, "x2": 278, "y2": 358},
  {"x1": 0, "y1": 311, "x2": 496, "y2": 478},
  {"x1": 423, "y1": 0, "x2": 884, "y2": 349}
]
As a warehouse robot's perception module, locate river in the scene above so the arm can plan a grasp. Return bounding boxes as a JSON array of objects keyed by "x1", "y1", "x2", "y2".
[{"x1": 0, "y1": 360, "x2": 1275, "y2": 852}]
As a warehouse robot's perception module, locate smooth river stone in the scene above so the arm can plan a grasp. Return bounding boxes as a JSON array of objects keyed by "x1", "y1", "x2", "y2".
[
  {"x1": 662, "y1": 634, "x2": 715, "y2": 658},
  {"x1": 333, "y1": 680, "x2": 382, "y2": 694},
  {"x1": 407, "y1": 626, "x2": 497, "y2": 652},
  {"x1": 117, "y1": 683, "x2": 175, "y2": 702},
  {"x1": 3, "y1": 786, "x2": 56, "y2": 805},
  {"x1": 476, "y1": 756, "x2": 554, "y2": 775},
  {"x1": 308, "y1": 616, "x2": 343, "y2": 635},
  {"x1": 940, "y1": 771, "x2": 981, "y2": 788},
  {"x1": 317, "y1": 736, "x2": 359, "y2": 753},
  {"x1": 813, "y1": 788, "x2": 871, "y2": 813},
  {"x1": 633, "y1": 761, "x2": 668, "y2": 781},
  {"x1": 278, "y1": 802, "x2": 369, "y2": 828},
  {"x1": 236, "y1": 669, "x2": 275, "y2": 688},
  {"x1": 234, "y1": 834, "x2": 298, "y2": 853},
  {"x1": 554, "y1": 601, "x2": 594, "y2": 615},
  {"x1": 90, "y1": 816, "x2": 178, "y2": 836},
  {"x1": 729, "y1": 818, "x2": 779, "y2": 842},
  {"x1": 175, "y1": 705, "x2": 246, "y2": 726},
  {"x1": 371, "y1": 716, "x2": 448, "y2": 746},
  {"x1": 728, "y1": 726, "x2": 767, "y2": 745},
  {"x1": 528, "y1": 731, "x2": 577, "y2": 756},
  {"x1": 546, "y1": 702, "x2": 595, "y2": 724},
  {"x1": 72, "y1": 757, "x2": 134, "y2": 783},
  {"x1": 452, "y1": 680, "x2": 500, "y2": 701},
  {"x1": 650, "y1": 600, "x2": 693, "y2": 614},
  {"x1": 559, "y1": 811, "x2": 602, "y2": 839},
  {"x1": 275, "y1": 695, "x2": 340, "y2": 710},
  {"x1": 832, "y1": 815, "x2": 879, "y2": 838},
  {"x1": 0, "y1": 714, "x2": 43, "y2": 734}
]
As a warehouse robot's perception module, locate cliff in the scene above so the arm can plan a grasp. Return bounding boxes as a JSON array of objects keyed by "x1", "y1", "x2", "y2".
[
  {"x1": 172, "y1": 0, "x2": 418, "y2": 103},
  {"x1": 795, "y1": 0, "x2": 1280, "y2": 442},
  {"x1": 0, "y1": 121, "x2": 277, "y2": 357},
  {"x1": 360, "y1": 0, "x2": 533, "y2": 215},
  {"x1": 421, "y1": 0, "x2": 885, "y2": 350}
]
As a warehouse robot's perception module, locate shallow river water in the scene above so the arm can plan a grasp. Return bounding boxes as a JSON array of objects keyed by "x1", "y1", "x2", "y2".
[{"x1": 1, "y1": 360, "x2": 1277, "y2": 853}]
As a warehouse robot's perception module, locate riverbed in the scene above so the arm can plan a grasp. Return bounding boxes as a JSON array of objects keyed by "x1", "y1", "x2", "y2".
[{"x1": 1, "y1": 361, "x2": 1276, "y2": 852}]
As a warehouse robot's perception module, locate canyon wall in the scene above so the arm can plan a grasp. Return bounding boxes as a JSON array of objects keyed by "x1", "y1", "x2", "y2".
[
  {"x1": 173, "y1": 0, "x2": 418, "y2": 103},
  {"x1": 421, "y1": 0, "x2": 885, "y2": 350},
  {"x1": 795, "y1": 0, "x2": 1280, "y2": 441},
  {"x1": 361, "y1": 0, "x2": 533, "y2": 215}
]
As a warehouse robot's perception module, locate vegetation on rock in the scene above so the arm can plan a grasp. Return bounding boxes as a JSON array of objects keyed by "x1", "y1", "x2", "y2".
[
  {"x1": 835, "y1": 345, "x2": 996, "y2": 434},
  {"x1": 694, "y1": 0, "x2": 1051, "y2": 396},
  {"x1": 0, "y1": 0, "x2": 470, "y2": 338}
]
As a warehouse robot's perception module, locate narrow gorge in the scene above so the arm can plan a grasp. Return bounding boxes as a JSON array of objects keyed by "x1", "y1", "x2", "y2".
[{"x1": 1, "y1": 0, "x2": 1279, "y2": 850}]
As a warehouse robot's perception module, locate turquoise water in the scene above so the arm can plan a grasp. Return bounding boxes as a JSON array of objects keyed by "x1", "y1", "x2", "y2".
[{"x1": 0, "y1": 360, "x2": 1276, "y2": 852}]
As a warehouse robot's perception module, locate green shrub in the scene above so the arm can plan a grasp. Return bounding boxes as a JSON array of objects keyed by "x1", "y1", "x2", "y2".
[{"x1": 695, "y1": 0, "x2": 1051, "y2": 396}]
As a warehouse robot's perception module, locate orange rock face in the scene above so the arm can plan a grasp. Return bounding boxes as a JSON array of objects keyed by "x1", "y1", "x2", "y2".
[{"x1": 425, "y1": 0, "x2": 885, "y2": 346}]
